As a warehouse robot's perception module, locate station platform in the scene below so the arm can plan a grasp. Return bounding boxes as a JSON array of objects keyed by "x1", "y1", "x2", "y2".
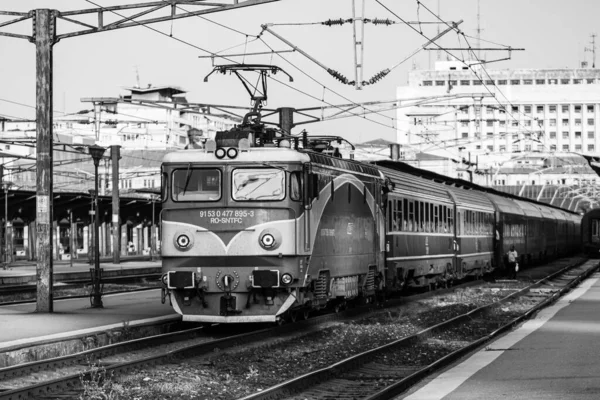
[
  {"x1": 0, "y1": 257, "x2": 162, "y2": 286},
  {"x1": 399, "y1": 263, "x2": 600, "y2": 400},
  {"x1": 0, "y1": 289, "x2": 179, "y2": 365}
]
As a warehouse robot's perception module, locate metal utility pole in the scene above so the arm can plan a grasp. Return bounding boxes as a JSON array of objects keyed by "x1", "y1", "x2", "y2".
[
  {"x1": 0, "y1": 0, "x2": 280, "y2": 313},
  {"x1": 35, "y1": 9, "x2": 55, "y2": 313},
  {"x1": 111, "y1": 145, "x2": 120, "y2": 264},
  {"x1": 351, "y1": 0, "x2": 366, "y2": 90}
]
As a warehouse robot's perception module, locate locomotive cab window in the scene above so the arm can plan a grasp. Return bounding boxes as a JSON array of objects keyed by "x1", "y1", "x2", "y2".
[
  {"x1": 290, "y1": 171, "x2": 302, "y2": 201},
  {"x1": 232, "y1": 168, "x2": 285, "y2": 201},
  {"x1": 172, "y1": 168, "x2": 221, "y2": 202}
]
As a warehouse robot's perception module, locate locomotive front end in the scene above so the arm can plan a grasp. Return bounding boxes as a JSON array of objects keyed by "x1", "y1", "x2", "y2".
[{"x1": 161, "y1": 143, "x2": 310, "y2": 323}]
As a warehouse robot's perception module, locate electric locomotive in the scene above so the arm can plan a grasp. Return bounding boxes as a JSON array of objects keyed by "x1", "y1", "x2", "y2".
[{"x1": 160, "y1": 121, "x2": 386, "y2": 323}]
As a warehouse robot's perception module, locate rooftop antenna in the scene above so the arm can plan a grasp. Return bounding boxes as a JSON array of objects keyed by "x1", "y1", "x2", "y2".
[
  {"x1": 476, "y1": 0, "x2": 482, "y2": 60},
  {"x1": 585, "y1": 33, "x2": 597, "y2": 68},
  {"x1": 135, "y1": 65, "x2": 141, "y2": 88},
  {"x1": 436, "y1": 0, "x2": 441, "y2": 61}
]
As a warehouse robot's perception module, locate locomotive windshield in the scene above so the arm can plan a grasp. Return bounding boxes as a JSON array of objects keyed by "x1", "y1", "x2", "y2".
[
  {"x1": 232, "y1": 168, "x2": 285, "y2": 201},
  {"x1": 172, "y1": 168, "x2": 221, "y2": 201}
]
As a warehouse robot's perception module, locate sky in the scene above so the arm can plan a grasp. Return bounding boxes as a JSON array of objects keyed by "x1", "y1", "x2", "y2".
[{"x1": 0, "y1": 0, "x2": 598, "y2": 145}]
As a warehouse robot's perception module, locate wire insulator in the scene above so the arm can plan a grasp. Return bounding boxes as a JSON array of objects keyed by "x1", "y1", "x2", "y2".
[
  {"x1": 322, "y1": 18, "x2": 351, "y2": 26},
  {"x1": 369, "y1": 18, "x2": 396, "y2": 25},
  {"x1": 327, "y1": 69, "x2": 355, "y2": 86},
  {"x1": 363, "y1": 69, "x2": 390, "y2": 86}
]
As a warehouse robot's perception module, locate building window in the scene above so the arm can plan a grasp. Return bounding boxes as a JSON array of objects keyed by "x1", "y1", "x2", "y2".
[
  {"x1": 422, "y1": 80, "x2": 433, "y2": 86},
  {"x1": 473, "y1": 80, "x2": 483, "y2": 85},
  {"x1": 588, "y1": 105, "x2": 595, "y2": 113},
  {"x1": 536, "y1": 106, "x2": 544, "y2": 113},
  {"x1": 562, "y1": 144, "x2": 569, "y2": 151},
  {"x1": 524, "y1": 120, "x2": 531, "y2": 126},
  {"x1": 511, "y1": 106, "x2": 519, "y2": 113},
  {"x1": 562, "y1": 105, "x2": 569, "y2": 113},
  {"x1": 462, "y1": 132, "x2": 469, "y2": 138},
  {"x1": 449, "y1": 80, "x2": 457, "y2": 86},
  {"x1": 512, "y1": 144, "x2": 519, "y2": 152},
  {"x1": 561, "y1": 79, "x2": 570, "y2": 84},
  {"x1": 575, "y1": 105, "x2": 582, "y2": 113},
  {"x1": 460, "y1": 80, "x2": 470, "y2": 86},
  {"x1": 510, "y1": 79, "x2": 520, "y2": 85},
  {"x1": 588, "y1": 118, "x2": 595, "y2": 126},
  {"x1": 486, "y1": 106, "x2": 494, "y2": 114},
  {"x1": 573, "y1": 79, "x2": 582, "y2": 84},
  {"x1": 549, "y1": 131, "x2": 556, "y2": 139},
  {"x1": 587, "y1": 79, "x2": 595, "y2": 84},
  {"x1": 512, "y1": 133, "x2": 519, "y2": 139},
  {"x1": 460, "y1": 121, "x2": 469, "y2": 127},
  {"x1": 549, "y1": 79, "x2": 558, "y2": 85},
  {"x1": 562, "y1": 131, "x2": 569, "y2": 139},
  {"x1": 562, "y1": 118, "x2": 570, "y2": 126},
  {"x1": 575, "y1": 118, "x2": 582, "y2": 126},
  {"x1": 460, "y1": 107, "x2": 469, "y2": 114},
  {"x1": 549, "y1": 118, "x2": 557, "y2": 126},
  {"x1": 525, "y1": 144, "x2": 532, "y2": 151},
  {"x1": 486, "y1": 121, "x2": 494, "y2": 127},
  {"x1": 476, "y1": 145, "x2": 481, "y2": 150},
  {"x1": 523, "y1": 79, "x2": 533, "y2": 85},
  {"x1": 524, "y1": 105, "x2": 531, "y2": 113},
  {"x1": 497, "y1": 80, "x2": 507, "y2": 85},
  {"x1": 536, "y1": 79, "x2": 545, "y2": 85},
  {"x1": 575, "y1": 144, "x2": 582, "y2": 151},
  {"x1": 499, "y1": 120, "x2": 506, "y2": 127},
  {"x1": 589, "y1": 144, "x2": 595, "y2": 151},
  {"x1": 487, "y1": 131, "x2": 494, "y2": 137},
  {"x1": 549, "y1": 105, "x2": 557, "y2": 113},
  {"x1": 550, "y1": 144, "x2": 556, "y2": 151},
  {"x1": 588, "y1": 131, "x2": 595, "y2": 139},
  {"x1": 537, "y1": 144, "x2": 544, "y2": 151},
  {"x1": 575, "y1": 131, "x2": 582, "y2": 139},
  {"x1": 511, "y1": 121, "x2": 519, "y2": 127},
  {"x1": 435, "y1": 80, "x2": 445, "y2": 86},
  {"x1": 500, "y1": 145, "x2": 506, "y2": 152},
  {"x1": 485, "y1": 80, "x2": 494, "y2": 85},
  {"x1": 487, "y1": 145, "x2": 494, "y2": 152}
]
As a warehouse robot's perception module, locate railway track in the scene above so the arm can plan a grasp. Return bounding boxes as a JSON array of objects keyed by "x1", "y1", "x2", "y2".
[
  {"x1": 0, "y1": 274, "x2": 161, "y2": 306},
  {"x1": 237, "y1": 259, "x2": 598, "y2": 400}
]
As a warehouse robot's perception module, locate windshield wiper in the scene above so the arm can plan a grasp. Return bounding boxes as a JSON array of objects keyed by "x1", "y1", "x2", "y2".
[{"x1": 182, "y1": 163, "x2": 192, "y2": 195}]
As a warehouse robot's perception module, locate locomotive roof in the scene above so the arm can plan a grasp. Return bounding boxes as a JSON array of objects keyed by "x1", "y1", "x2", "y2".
[{"x1": 162, "y1": 147, "x2": 311, "y2": 163}]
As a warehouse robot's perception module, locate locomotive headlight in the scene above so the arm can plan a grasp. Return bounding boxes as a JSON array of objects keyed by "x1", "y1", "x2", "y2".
[
  {"x1": 261, "y1": 233, "x2": 275, "y2": 248},
  {"x1": 258, "y1": 229, "x2": 282, "y2": 250},
  {"x1": 215, "y1": 147, "x2": 226, "y2": 159},
  {"x1": 227, "y1": 147, "x2": 239, "y2": 159},
  {"x1": 281, "y1": 273, "x2": 293, "y2": 285},
  {"x1": 174, "y1": 233, "x2": 193, "y2": 251}
]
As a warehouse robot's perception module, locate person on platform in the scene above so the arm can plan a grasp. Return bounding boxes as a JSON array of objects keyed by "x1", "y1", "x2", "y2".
[{"x1": 507, "y1": 245, "x2": 518, "y2": 279}]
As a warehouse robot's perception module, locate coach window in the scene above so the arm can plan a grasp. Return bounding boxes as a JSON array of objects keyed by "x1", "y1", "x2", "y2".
[
  {"x1": 172, "y1": 168, "x2": 221, "y2": 202},
  {"x1": 408, "y1": 201, "x2": 415, "y2": 231},
  {"x1": 290, "y1": 171, "x2": 301, "y2": 201},
  {"x1": 396, "y1": 199, "x2": 403, "y2": 231},
  {"x1": 232, "y1": 168, "x2": 285, "y2": 201},
  {"x1": 434, "y1": 205, "x2": 439, "y2": 232}
]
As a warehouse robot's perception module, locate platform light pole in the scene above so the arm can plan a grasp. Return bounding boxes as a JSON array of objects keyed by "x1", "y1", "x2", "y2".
[
  {"x1": 3, "y1": 182, "x2": 12, "y2": 265},
  {"x1": 89, "y1": 144, "x2": 106, "y2": 308}
]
